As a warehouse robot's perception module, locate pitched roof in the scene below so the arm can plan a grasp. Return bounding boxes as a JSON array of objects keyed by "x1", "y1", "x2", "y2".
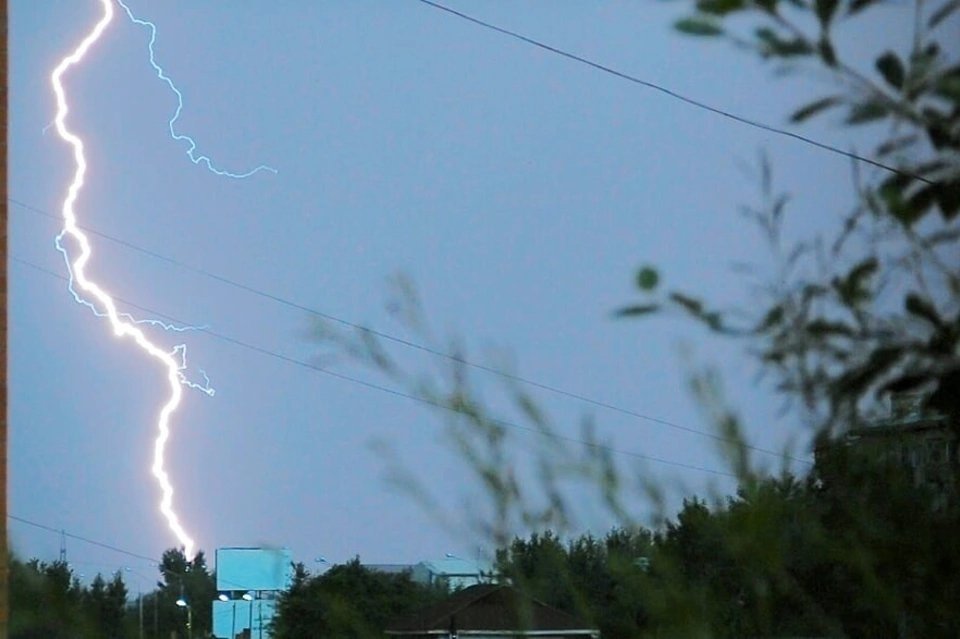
[{"x1": 386, "y1": 584, "x2": 596, "y2": 635}]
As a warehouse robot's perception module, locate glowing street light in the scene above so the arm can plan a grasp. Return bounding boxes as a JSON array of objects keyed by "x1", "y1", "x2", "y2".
[
  {"x1": 175, "y1": 598, "x2": 193, "y2": 639},
  {"x1": 219, "y1": 592, "x2": 238, "y2": 638}
]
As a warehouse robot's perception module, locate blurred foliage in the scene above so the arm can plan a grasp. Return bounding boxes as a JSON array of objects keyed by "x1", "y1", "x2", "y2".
[
  {"x1": 9, "y1": 546, "x2": 215, "y2": 639},
  {"x1": 620, "y1": 0, "x2": 960, "y2": 434},
  {"x1": 492, "y1": 461, "x2": 958, "y2": 638},
  {"x1": 9, "y1": 557, "x2": 98, "y2": 639},
  {"x1": 271, "y1": 558, "x2": 448, "y2": 639},
  {"x1": 310, "y1": 1, "x2": 960, "y2": 637}
]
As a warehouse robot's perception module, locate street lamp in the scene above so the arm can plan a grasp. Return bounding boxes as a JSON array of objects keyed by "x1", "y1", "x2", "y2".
[
  {"x1": 243, "y1": 592, "x2": 255, "y2": 639},
  {"x1": 124, "y1": 567, "x2": 147, "y2": 639},
  {"x1": 219, "y1": 593, "x2": 239, "y2": 639},
  {"x1": 176, "y1": 598, "x2": 193, "y2": 639}
]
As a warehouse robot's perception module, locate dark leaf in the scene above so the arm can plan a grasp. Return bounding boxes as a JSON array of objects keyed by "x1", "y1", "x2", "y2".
[
  {"x1": 697, "y1": 0, "x2": 745, "y2": 14},
  {"x1": 755, "y1": 28, "x2": 814, "y2": 57},
  {"x1": 880, "y1": 374, "x2": 930, "y2": 395},
  {"x1": 925, "y1": 121, "x2": 954, "y2": 150},
  {"x1": 675, "y1": 16, "x2": 724, "y2": 36},
  {"x1": 670, "y1": 292, "x2": 704, "y2": 315},
  {"x1": 790, "y1": 95, "x2": 843, "y2": 122},
  {"x1": 922, "y1": 228, "x2": 960, "y2": 246},
  {"x1": 758, "y1": 305, "x2": 784, "y2": 331},
  {"x1": 879, "y1": 170, "x2": 942, "y2": 225},
  {"x1": 929, "y1": 0, "x2": 960, "y2": 28},
  {"x1": 928, "y1": 369, "x2": 960, "y2": 420},
  {"x1": 818, "y1": 36, "x2": 838, "y2": 66},
  {"x1": 933, "y1": 66, "x2": 960, "y2": 102},
  {"x1": 905, "y1": 184, "x2": 938, "y2": 221},
  {"x1": 833, "y1": 257, "x2": 878, "y2": 306},
  {"x1": 875, "y1": 51, "x2": 905, "y2": 89},
  {"x1": 846, "y1": 100, "x2": 888, "y2": 124},
  {"x1": 615, "y1": 304, "x2": 660, "y2": 318},
  {"x1": 848, "y1": 0, "x2": 883, "y2": 14},
  {"x1": 848, "y1": 257, "x2": 879, "y2": 283},
  {"x1": 667, "y1": 293, "x2": 733, "y2": 333},
  {"x1": 934, "y1": 179, "x2": 960, "y2": 220},
  {"x1": 815, "y1": 0, "x2": 840, "y2": 25},
  {"x1": 875, "y1": 134, "x2": 917, "y2": 157},
  {"x1": 879, "y1": 174, "x2": 925, "y2": 226},
  {"x1": 908, "y1": 44, "x2": 943, "y2": 99},
  {"x1": 833, "y1": 347, "x2": 903, "y2": 397},
  {"x1": 905, "y1": 293, "x2": 942, "y2": 327},
  {"x1": 703, "y1": 311, "x2": 724, "y2": 331},
  {"x1": 806, "y1": 319, "x2": 855, "y2": 337},
  {"x1": 802, "y1": 283, "x2": 829, "y2": 301},
  {"x1": 635, "y1": 266, "x2": 660, "y2": 291},
  {"x1": 763, "y1": 349, "x2": 786, "y2": 365}
]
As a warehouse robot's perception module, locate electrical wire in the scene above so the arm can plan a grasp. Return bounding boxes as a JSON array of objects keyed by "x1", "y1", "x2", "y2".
[
  {"x1": 9, "y1": 197, "x2": 812, "y2": 465},
  {"x1": 10, "y1": 514, "x2": 160, "y2": 565},
  {"x1": 414, "y1": 0, "x2": 932, "y2": 186},
  {"x1": 13, "y1": 255, "x2": 743, "y2": 478},
  {"x1": 9, "y1": 514, "x2": 275, "y2": 591}
]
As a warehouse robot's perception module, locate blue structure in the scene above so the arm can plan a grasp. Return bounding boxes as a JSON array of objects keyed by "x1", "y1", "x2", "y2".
[
  {"x1": 411, "y1": 558, "x2": 494, "y2": 590},
  {"x1": 213, "y1": 547, "x2": 292, "y2": 639}
]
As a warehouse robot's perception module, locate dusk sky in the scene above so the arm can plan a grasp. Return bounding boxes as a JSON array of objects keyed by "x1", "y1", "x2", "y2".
[{"x1": 8, "y1": 1, "x2": 920, "y2": 586}]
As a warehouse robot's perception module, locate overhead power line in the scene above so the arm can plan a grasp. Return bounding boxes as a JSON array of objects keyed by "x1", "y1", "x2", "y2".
[
  {"x1": 10, "y1": 514, "x2": 159, "y2": 565},
  {"x1": 13, "y1": 256, "x2": 741, "y2": 478},
  {"x1": 7, "y1": 198, "x2": 812, "y2": 464},
  {"x1": 415, "y1": 0, "x2": 931, "y2": 186},
  {"x1": 9, "y1": 515, "x2": 265, "y2": 590},
  {"x1": 9, "y1": 197, "x2": 812, "y2": 466}
]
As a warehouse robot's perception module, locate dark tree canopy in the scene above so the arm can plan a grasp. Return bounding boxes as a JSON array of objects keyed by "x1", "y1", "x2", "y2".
[{"x1": 271, "y1": 558, "x2": 448, "y2": 639}]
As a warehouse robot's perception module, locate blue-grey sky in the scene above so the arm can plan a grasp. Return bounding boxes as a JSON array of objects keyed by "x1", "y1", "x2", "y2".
[{"x1": 9, "y1": 1, "x2": 921, "y2": 581}]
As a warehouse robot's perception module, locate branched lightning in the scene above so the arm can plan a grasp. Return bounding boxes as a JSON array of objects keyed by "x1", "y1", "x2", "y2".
[
  {"x1": 117, "y1": 0, "x2": 278, "y2": 178},
  {"x1": 53, "y1": 0, "x2": 200, "y2": 557},
  {"x1": 51, "y1": 0, "x2": 271, "y2": 557}
]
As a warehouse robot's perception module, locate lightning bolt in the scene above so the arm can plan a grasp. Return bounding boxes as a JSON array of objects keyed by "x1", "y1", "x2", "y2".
[
  {"x1": 51, "y1": 0, "x2": 272, "y2": 557},
  {"x1": 117, "y1": 0, "x2": 277, "y2": 178}
]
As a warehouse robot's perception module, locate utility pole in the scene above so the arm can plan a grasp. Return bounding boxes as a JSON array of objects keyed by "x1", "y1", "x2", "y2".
[{"x1": 0, "y1": 0, "x2": 10, "y2": 636}]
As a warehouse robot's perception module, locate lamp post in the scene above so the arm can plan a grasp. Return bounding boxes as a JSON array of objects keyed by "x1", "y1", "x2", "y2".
[
  {"x1": 313, "y1": 556, "x2": 328, "y2": 574},
  {"x1": 175, "y1": 598, "x2": 192, "y2": 639},
  {"x1": 124, "y1": 567, "x2": 148, "y2": 639},
  {"x1": 219, "y1": 593, "x2": 238, "y2": 639},
  {"x1": 242, "y1": 592, "x2": 254, "y2": 639}
]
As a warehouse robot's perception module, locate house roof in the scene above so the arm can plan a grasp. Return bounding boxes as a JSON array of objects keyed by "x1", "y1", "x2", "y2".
[{"x1": 386, "y1": 584, "x2": 597, "y2": 635}]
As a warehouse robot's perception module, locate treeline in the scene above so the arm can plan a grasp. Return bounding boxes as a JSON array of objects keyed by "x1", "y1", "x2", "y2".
[
  {"x1": 268, "y1": 456, "x2": 958, "y2": 638},
  {"x1": 12, "y1": 461, "x2": 957, "y2": 639},
  {"x1": 10, "y1": 556, "x2": 126, "y2": 638},
  {"x1": 493, "y1": 463, "x2": 959, "y2": 638},
  {"x1": 271, "y1": 558, "x2": 448, "y2": 638},
  {"x1": 9, "y1": 547, "x2": 214, "y2": 639}
]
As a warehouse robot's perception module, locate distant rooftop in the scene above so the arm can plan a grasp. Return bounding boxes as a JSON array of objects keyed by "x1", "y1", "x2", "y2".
[
  {"x1": 386, "y1": 584, "x2": 598, "y2": 637},
  {"x1": 416, "y1": 558, "x2": 493, "y2": 576}
]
